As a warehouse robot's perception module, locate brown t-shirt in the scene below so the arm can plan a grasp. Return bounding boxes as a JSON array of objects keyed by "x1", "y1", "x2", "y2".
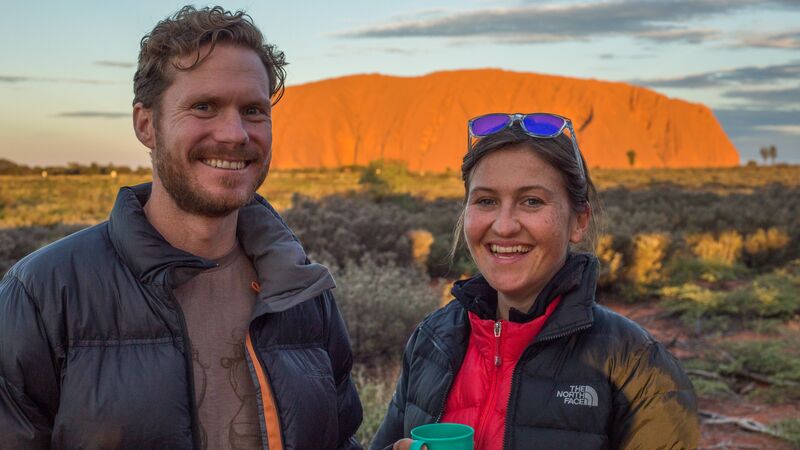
[{"x1": 174, "y1": 243, "x2": 262, "y2": 450}]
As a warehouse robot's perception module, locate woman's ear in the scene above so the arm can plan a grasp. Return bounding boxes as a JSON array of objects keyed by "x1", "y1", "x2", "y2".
[
  {"x1": 570, "y1": 204, "x2": 592, "y2": 244},
  {"x1": 132, "y1": 103, "x2": 156, "y2": 150}
]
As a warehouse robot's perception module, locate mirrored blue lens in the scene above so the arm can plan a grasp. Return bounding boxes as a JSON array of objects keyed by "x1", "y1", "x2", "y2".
[
  {"x1": 522, "y1": 114, "x2": 565, "y2": 136},
  {"x1": 470, "y1": 114, "x2": 511, "y2": 136}
]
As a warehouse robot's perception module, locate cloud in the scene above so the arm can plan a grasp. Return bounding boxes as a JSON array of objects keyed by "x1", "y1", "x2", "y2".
[
  {"x1": 632, "y1": 61, "x2": 800, "y2": 88},
  {"x1": 325, "y1": 45, "x2": 423, "y2": 58},
  {"x1": 723, "y1": 84, "x2": 800, "y2": 105},
  {"x1": 0, "y1": 75, "x2": 119, "y2": 85},
  {"x1": 340, "y1": 0, "x2": 794, "y2": 43},
  {"x1": 738, "y1": 29, "x2": 800, "y2": 49},
  {"x1": 0, "y1": 76, "x2": 30, "y2": 83},
  {"x1": 714, "y1": 108, "x2": 800, "y2": 137},
  {"x1": 55, "y1": 111, "x2": 129, "y2": 119},
  {"x1": 634, "y1": 28, "x2": 719, "y2": 44},
  {"x1": 94, "y1": 60, "x2": 136, "y2": 68},
  {"x1": 756, "y1": 124, "x2": 800, "y2": 135}
]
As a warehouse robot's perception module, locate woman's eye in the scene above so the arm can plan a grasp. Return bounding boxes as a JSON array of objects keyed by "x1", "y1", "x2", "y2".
[
  {"x1": 476, "y1": 198, "x2": 496, "y2": 206},
  {"x1": 524, "y1": 197, "x2": 543, "y2": 207}
]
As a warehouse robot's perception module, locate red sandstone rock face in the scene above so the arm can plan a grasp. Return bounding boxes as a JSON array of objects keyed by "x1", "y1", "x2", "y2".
[{"x1": 271, "y1": 69, "x2": 740, "y2": 171}]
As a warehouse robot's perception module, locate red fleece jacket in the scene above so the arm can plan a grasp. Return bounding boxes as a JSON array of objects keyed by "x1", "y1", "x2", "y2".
[{"x1": 440, "y1": 297, "x2": 562, "y2": 450}]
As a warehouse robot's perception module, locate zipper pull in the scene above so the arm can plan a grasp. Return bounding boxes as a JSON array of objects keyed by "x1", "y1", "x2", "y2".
[{"x1": 494, "y1": 321, "x2": 502, "y2": 367}]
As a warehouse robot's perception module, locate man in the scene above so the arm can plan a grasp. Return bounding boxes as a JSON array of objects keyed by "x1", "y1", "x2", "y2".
[{"x1": 0, "y1": 6, "x2": 362, "y2": 449}]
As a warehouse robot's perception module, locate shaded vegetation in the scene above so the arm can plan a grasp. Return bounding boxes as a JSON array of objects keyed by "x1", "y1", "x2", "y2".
[{"x1": 3, "y1": 165, "x2": 800, "y2": 447}]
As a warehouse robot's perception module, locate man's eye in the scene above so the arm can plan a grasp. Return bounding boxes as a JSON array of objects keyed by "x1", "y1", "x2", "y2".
[
  {"x1": 192, "y1": 103, "x2": 210, "y2": 112},
  {"x1": 244, "y1": 106, "x2": 269, "y2": 117}
]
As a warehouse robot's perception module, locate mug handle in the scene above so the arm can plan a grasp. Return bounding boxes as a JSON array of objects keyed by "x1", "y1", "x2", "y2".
[{"x1": 409, "y1": 440, "x2": 428, "y2": 450}]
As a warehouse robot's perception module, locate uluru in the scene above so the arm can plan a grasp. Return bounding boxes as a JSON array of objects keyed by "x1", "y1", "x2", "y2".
[{"x1": 271, "y1": 69, "x2": 740, "y2": 171}]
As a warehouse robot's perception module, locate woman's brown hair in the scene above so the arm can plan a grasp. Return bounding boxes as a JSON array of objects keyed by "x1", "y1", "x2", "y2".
[{"x1": 450, "y1": 125, "x2": 600, "y2": 261}]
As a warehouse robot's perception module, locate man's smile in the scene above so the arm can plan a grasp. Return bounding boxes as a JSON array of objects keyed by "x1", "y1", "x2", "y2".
[{"x1": 200, "y1": 158, "x2": 250, "y2": 170}]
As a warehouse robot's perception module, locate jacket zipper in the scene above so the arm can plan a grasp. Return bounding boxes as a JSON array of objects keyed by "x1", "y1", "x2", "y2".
[
  {"x1": 501, "y1": 323, "x2": 592, "y2": 450},
  {"x1": 245, "y1": 329, "x2": 285, "y2": 450},
  {"x1": 494, "y1": 321, "x2": 502, "y2": 367},
  {"x1": 474, "y1": 321, "x2": 503, "y2": 448},
  {"x1": 168, "y1": 289, "x2": 202, "y2": 449}
]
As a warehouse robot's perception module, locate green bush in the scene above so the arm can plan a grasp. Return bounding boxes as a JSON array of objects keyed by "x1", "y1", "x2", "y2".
[
  {"x1": 684, "y1": 339, "x2": 800, "y2": 405},
  {"x1": 666, "y1": 257, "x2": 750, "y2": 285},
  {"x1": 0, "y1": 224, "x2": 85, "y2": 277},
  {"x1": 330, "y1": 257, "x2": 440, "y2": 365},
  {"x1": 352, "y1": 364, "x2": 400, "y2": 448},
  {"x1": 661, "y1": 260, "x2": 800, "y2": 331},
  {"x1": 284, "y1": 194, "x2": 416, "y2": 267},
  {"x1": 773, "y1": 419, "x2": 800, "y2": 448}
]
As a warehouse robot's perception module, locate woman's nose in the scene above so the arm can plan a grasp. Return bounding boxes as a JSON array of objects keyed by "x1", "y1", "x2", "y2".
[{"x1": 491, "y1": 205, "x2": 521, "y2": 236}]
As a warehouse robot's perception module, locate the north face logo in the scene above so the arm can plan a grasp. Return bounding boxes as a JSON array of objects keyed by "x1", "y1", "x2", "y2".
[{"x1": 556, "y1": 385, "x2": 598, "y2": 407}]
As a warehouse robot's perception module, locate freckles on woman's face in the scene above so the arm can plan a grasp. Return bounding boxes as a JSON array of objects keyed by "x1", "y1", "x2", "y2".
[{"x1": 463, "y1": 145, "x2": 584, "y2": 303}]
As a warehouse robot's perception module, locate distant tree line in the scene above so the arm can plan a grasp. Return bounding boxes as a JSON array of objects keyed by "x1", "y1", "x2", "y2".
[{"x1": 0, "y1": 159, "x2": 151, "y2": 176}]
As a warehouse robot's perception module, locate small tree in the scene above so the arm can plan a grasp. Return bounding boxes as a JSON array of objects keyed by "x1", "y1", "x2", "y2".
[
  {"x1": 768, "y1": 145, "x2": 777, "y2": 164},
  {"x1": 759, "y1": 146, "x2": 770, "y2": 165},
  {"x1": 626, "y1": 149, "x2": 636, "y2": 168}
]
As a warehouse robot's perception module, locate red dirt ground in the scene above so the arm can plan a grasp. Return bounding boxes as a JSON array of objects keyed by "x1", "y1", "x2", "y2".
[{"x1": 604, "y1": 297, "x2": 799, "y2": 450}]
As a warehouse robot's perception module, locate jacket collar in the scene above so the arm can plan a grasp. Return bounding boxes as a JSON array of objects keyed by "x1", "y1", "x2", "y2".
[
  {"x1": 452, "y1": 252, "x2": 598, "y2": 335},
  {"x1": 108, "y1": 183, "x2": 335, "y2": 315}
]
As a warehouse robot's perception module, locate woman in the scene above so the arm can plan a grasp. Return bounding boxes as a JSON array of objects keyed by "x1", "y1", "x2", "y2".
[{"x1": 370, "y1": 113, "x2": 698, "y2": 450}]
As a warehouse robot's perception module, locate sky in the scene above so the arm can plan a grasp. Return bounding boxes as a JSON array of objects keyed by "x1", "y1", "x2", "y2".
[{"x1": 1, "y1": 0, "x2": 798, "y2": 168}]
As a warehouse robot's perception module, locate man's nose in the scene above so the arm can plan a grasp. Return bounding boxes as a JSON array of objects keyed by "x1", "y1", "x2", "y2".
[
  {"x1": 491, "y1": 205, "x2": 521, "y2": 236},
  {"x1": 215, "y1": 110, "x2": 250, "y2": 146}
]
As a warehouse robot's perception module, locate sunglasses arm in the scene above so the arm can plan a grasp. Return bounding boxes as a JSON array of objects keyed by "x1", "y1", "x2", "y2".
[{"x1": 566, "y1": 122, "x2": 586, "y2": 182}]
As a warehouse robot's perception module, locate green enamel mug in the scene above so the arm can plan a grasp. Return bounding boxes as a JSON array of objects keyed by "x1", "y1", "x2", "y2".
[{"x1": 409, "y1": 423, "x2": 474, "y2": 450}]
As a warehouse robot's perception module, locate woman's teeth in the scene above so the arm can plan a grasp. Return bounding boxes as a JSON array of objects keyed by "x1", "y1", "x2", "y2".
[
  {"x1": 490, "y1": 244, "x2": 532, "y2": 254},
  {"x1": 201, "y1": 159, "x2": 247, "y2": 170}
]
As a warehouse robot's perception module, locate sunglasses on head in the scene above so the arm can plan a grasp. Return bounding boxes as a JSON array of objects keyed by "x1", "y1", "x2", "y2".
[{"x1": 467, "y1": 113, "x2": 586, "y2": 181}]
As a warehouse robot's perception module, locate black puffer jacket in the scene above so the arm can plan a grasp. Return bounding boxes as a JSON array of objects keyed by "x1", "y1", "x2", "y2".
[
  {"x1": 370, "y1": 253, "x2": 698, "y2": 450},
  {"x1": 0, "y1": 184, "x2": 362, "y2": 450}
]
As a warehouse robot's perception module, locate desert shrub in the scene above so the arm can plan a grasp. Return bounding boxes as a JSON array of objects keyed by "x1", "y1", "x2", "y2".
[
  {"x1": 722, "y1": 340, "x2": 800, "y2": 382},
  {"x1": 720, "y1": 340, "x2": 800, "y2": 404},
  {"x1": 600, "y1": 183, "x2": 800, "y2": 238},
  {"x1": 0, "y1": 224, "x2": 85, "y2": 276},
  {"x1": 690, "y1": 378, "x2": 736, "y2": 399},
  {"x1": 743, "y1": 227, "x2": 792, "y2": 267},
  {"x1": 773, "y1": 419, "x2": 800, "y2": 448},
  {"x1": 358, "y1": 160, "x2": 414, "y2": 199},
  {"x1": 284, "y1": 194, "x2": 416, "y2": 267},
  {"x1": 666, "y1": 256, "x2": 749, "y2": 285},
  {"x1": 595, "y1": 234, "x2": 624, "y2": 288},
  {"x1": 683, "y1": 340, "x2": 800, "y2": 407},
  {"x1": 662, "y1": 260, "x2": 800, "y2": 331},
  {"x1": 686, "y1": 230, "x2": 743, "y2": 266},
  {"x1": 627, "y1": 233, "x2": 671, "y2": 287},
  {"x1": 284, "y1": 193, "x2": 473, "y2": 278},
  {"x1": 330, "y1": 257, "x2": 440, "y2": 365},
  {"x1": 352, "y1": 364, "x2": 400, "y2": 448},
  {"x1": 407, "y1": 229, "x2": 434, "y2": 266}
]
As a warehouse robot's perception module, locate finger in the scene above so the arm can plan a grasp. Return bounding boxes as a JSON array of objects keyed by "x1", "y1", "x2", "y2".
[{"x1": 392, "y1": 438, "x2": 415, "y2": 450}]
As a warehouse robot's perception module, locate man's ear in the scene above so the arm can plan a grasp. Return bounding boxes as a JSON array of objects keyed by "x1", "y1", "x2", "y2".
[{"x1": 133, "y1": 103, "x2": 156, "y2": 150}]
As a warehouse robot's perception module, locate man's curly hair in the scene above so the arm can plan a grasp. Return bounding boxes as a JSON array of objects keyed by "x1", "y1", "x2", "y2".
[{"x1": 133, "y1": 5, "x2": 287, "y2": 109}]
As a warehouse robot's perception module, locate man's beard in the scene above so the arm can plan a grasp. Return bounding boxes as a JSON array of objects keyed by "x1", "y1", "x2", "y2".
[{"x1": 151, "y1": 141, "x2": 270, "y2": 218}]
